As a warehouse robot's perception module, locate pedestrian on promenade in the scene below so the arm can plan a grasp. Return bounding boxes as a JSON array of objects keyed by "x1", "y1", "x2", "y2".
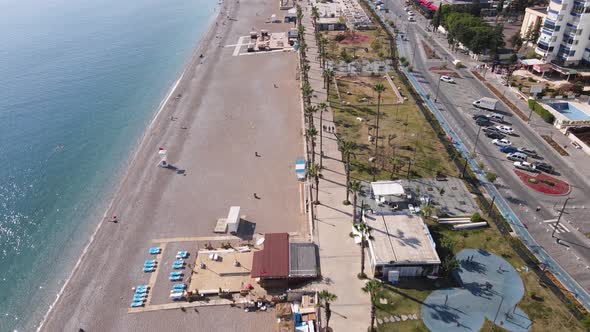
[
  {"x1": 253, "y1": 193, "x2": 259, "y2": 199},
  {"x1": 255, "y1": 151, "x2": 260, "y2": 157},
  {"x1": 323, "y1": 125, "x2": 326, "y2": 131}
]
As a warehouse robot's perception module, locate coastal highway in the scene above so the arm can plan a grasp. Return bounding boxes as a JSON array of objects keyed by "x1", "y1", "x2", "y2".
[{"x1": 383, "y1": 0, "x2": 590, "y2": 295}]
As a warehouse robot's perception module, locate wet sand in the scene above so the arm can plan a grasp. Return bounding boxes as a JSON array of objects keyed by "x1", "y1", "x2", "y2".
[{"x1": 40, "y1": 0, "x2": 305, "y2": 330}]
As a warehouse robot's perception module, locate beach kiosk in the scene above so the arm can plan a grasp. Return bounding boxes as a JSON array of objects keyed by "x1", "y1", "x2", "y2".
[{"x1": 226, "y1": 206, "x2": 241, "y2": 234}]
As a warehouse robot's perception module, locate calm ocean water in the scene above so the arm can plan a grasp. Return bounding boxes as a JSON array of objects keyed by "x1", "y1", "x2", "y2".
[{"x1": 0, "y1": 0, "x2": 216, "y2": 330}]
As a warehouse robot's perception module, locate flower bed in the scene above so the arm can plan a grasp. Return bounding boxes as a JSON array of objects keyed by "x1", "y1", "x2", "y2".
[{"x1": 514, "y1": 170, "x2": 570, "y2": 195}]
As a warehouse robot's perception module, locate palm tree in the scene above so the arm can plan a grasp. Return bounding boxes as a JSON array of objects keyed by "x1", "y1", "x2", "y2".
[
  {"x1": 349, "y1": 180, "x2": 361, "y2": 223},
  {"x1": 302, "y1": 82, "x2": 314, "y2": 105},
  {"x1": 373, "y1": 83, "x2": 386, "y2": 159},
  {"x1": 362, "y1": 280, "x2": 383, "y2": 332},
  {"x1": 318, "y1": 290, "x2": 338, "y2": 331},
  {"x1": 323, "y1": 68, "x2": 334, "y2": 93},
  {"x1": 338, "y1": 140, "x2": 356, "y2": 204},
  {"x1": 296, "y1": 5, "x2": 303, "y2": 26},
  {"x1": 311, "y1": 6, "x2": 319, "y2": 25},
  {"x1": 308, "y1": 162, "x2": 321, "y2": 204},
  {"x1": 354, "y1": 221, "x2": 371, "y2": 277},
  {"x1": 306, "y1": 127, "x2": 318, "y2": 164},
  {"x1": 317, "y1": 102, "x2": 327, "y2": 169},
  {"x1": 304, "y1": 105, "x2": 317, "y2": 131}
]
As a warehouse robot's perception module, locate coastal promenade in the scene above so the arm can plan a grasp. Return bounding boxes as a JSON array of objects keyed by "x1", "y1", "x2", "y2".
[
  {"x1": 40, "y1": 0, "x2": 305, "y2": 330},
  {"x1": 301, "y1": 7, "x2": 372, "y2": 332}
]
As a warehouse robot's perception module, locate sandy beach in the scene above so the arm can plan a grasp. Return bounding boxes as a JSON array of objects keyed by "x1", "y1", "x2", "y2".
[{"x1": 39, "y1": 0, "x2": 305, "y2": 330}]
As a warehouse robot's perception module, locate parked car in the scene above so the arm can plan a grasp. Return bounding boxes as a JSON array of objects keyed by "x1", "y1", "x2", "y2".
[
  {"x1": 517, "y1": 147, "x2": 538, "y2": 158},
  {"x1": 492, "y1": 138, "x2": 512, "y2": 146},
  {"x1": 483, "y1": 126, "x2": 502, "y2": 134},
  {"x1": 472, "y1": 114, "x2": 487, "y2": 121},
  {"x1": 440, "y1": 75, "x2": 455, "y2": 83},
  {"x1": 532, "y1": 161, "x2": 554, "y2": 174},
  {"x1": 514, "y1": 161, "x2": 536, "y2": 172},
  {"x1": 486, "y1": 113, "x2": 504, "y2": 122},
  {"x1": 485, "y1": 131, "x2": 505, "y2": 139},
  {"x1": 507, "y1": 152, "x2": 528, "y2": 162},
  {"x1": 496, "y1": 125, "x2": 514, "y2": 135},
  {"x1": 499, "y1": 146, "x2": 518, "y2": 153},
  {"x1": 476, "y1": 118, "x2": 492, "y2": 126},
  {"x1": 407, "y1": 11, "x2": 414, "y2": 15},
  {"x1": 408, "y1": 16, "x2": 415, "y2": 22}
]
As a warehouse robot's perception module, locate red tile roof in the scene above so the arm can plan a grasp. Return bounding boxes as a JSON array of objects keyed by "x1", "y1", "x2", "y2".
[{"x1": 251, "y1": 233, "x2": 289, "y2": 278}]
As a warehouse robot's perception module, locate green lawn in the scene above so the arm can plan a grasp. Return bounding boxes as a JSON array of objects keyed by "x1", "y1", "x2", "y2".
[{"x1": 330, "y1": 74, "x2": 459, "y2": 181}]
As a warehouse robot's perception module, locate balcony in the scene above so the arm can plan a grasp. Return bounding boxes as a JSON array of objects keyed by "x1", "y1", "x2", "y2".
[{"x1": 551, "y1": 0, "x2": 562, "y2": 4}]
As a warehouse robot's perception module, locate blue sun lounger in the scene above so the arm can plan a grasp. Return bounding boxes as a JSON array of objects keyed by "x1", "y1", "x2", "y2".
[
  {"x1": 176, "y1": 251, "x2": 188, "y2": 259},
  {"x1": 136, "y1": 285, "x2": 149, "y2": 290},
  {"x1": 173, "y1": 259, "x2": 184, "y2": 265},
  {"x1": 131, "y1": 301, "x2": 144, "y2": 308},
  {"x1": 169, "y1": 275, "x2": 182, "y2": 281},
  {"x1": 149, "y1": 247, "x2": 161, "y2": 255},
  {"x1": 144, "y1": 262, "x2": 157, "y2": 267},
  {"x1": 133, "y1": 295, "x2": 147, "y2": 301},
  {"x1": 170, "y1": 271, "x2": 182, "y2": 276},
  {"x1": 172, "y1": 264, "x2": 184, "y2": 270},
  {"x1": 143, "y1": 267, "x2": 156, "y2": 273},
  {"x1": 172, "y1": 283, "x2": 186, "y2": 290},
  {"x1": 145, "y1": 259, "x2": 156, "y2": 264}
]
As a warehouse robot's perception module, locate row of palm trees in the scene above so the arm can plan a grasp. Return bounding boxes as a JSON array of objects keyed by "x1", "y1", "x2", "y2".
[{"x1": 304, "y1": 7, "x2": 385, "y2": 332}]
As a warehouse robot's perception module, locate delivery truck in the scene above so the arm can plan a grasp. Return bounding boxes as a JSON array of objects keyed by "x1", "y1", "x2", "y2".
[{"x1": 472, "y1": 97, "x2": 498, "y2": 111}]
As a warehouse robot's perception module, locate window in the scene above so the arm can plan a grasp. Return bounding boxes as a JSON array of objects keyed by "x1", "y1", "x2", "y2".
[
  {"x1": 569, "y1": 50, "x2": 576, "y2": 56},
  {"x1": 577, "y1": 29, "x2": 583, "y2": 35},
  {"x1": 574, "y1": 40, "x2": 579, "y2": 45}
]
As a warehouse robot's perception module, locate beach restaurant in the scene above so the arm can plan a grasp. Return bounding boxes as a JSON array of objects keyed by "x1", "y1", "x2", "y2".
[{"x1": 251, "y1": 233, "x2": 319, "y2": 288}]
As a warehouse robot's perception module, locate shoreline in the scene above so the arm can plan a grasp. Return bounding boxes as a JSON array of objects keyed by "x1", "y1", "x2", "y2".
[{"x1": 36, "y1": 1, "x2": 231, "y2": 330}]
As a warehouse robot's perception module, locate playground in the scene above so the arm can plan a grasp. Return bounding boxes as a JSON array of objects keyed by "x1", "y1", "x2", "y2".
[{"x1": 421, "y1": 249, "x2": 532, "y2": 332}]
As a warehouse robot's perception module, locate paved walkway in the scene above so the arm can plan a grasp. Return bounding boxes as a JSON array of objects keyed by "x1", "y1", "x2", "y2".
[{"x1": 301, "y1": 9, "x2": 371, "y2": 332}]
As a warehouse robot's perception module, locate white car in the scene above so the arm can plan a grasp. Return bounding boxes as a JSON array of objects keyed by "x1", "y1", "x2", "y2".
[
  {"x1": 495, "y1": 125, "x2": 514, "y2": 135},
  {"x1": 440, "y1": 75, "x2": 455, "y2": 83},
  {"x1": 514, "y1": 161, "x2": 536, "y2": 172},
  {"x1": 407, "y1": 11, "x2": 414, "y2": 15},
  {"x1": 492, "y1": 138, "x2": 512, "y2": 146}
]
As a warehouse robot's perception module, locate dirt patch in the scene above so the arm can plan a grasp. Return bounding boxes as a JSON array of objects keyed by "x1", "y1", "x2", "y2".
[
  {"x1": 541, "y1": 135, "x2": 570, "y2": 157},
  {"x1": 422, "y1": 41, "x2": 440, "y2": 59},
  {"x1": 338, "y1": 34, "x2": 371, "y2": 45},
  {"x1": 514, "y1": 170, "x2": 570, "y2": 195}
]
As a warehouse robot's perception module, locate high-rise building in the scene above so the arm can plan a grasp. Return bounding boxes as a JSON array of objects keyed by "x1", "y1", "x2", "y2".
[{"x1": 535, "y1": 0, "x2": 590, "y2": 66}]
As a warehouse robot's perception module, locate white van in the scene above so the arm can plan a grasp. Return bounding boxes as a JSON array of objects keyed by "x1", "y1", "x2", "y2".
[{"x1": 507, "y1": 152, "x2": 527, "y2": 162}]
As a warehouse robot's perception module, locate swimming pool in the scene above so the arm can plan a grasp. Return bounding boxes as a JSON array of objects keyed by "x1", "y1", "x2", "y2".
[{"x1": 548, "y1": 102, "x2": 590, "y2": 121}]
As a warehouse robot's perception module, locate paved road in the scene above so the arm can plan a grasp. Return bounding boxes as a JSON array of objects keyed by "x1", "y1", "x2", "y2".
[{"x1": 377, "y1": 0, "x2": 590, "y2": 304}]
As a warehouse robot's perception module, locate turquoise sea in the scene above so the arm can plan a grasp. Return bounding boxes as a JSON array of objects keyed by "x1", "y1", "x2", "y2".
[{"x1": 0, "y1": 0, "x2": 216, "y2": 330}]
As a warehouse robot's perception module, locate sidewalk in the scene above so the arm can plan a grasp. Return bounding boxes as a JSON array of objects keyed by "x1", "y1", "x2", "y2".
[{"x1": 301, "y1": 8, "x2": 371, "y2": 332}]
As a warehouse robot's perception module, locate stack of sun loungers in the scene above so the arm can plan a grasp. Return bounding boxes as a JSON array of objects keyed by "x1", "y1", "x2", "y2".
[
  {"x1": 172, "y1": 259, "x2": 185, "y2": 270},
  {"x1": 170, "y1": 283, "x2": 187, "y2": 300},
  {"x1": 130, "y1": 285, "x2": 150, "y2": 307},
  {"x1": 169, "y1": 271, "x2": 183, "y2": 281},
  {"x1": 176, "y1": 250, "x2": 189, "y2": 259},
  {"x1": 143, "y1": 259, "x2": 157, "y2": 273}
]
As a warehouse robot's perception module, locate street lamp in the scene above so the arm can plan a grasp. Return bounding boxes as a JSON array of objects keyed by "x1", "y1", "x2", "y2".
[
  {"x1": 434, "y1": 74, "x2": 442, "y2": 102},
  {"x1": 472, "y1": 125, "x2": 482, "y2": 155},
  {"x1": 552, "y1": 197, "x2": 572, "y2": 238}
]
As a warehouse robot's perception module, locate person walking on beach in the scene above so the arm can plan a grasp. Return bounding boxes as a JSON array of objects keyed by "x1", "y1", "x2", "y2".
[
  {"x1": 255, "y1": 151, "x2": 260, "y2": 157},
  {"x1": 253, "y1": 193, "x2": 259, "y2": 199},
  {"x1": 109, "y1": 215, "x2": 118, "y2": 223}
]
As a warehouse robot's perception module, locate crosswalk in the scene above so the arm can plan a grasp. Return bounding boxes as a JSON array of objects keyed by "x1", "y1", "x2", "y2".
[{"x1": 544, "y1": 219, "x2": 570, "y2": 234}]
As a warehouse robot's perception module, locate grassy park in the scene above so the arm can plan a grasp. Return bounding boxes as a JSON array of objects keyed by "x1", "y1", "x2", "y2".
[{"x1": 329, "y1": 74, "x2": 458, "y2": 181}]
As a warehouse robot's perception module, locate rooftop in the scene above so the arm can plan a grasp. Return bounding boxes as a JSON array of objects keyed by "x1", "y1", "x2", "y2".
[
  {"x1": 251, "y1": 233, "x2": 290, "y2": 278},
  {"x1": 289, "y1": 242, "x2": 319, "y2": 278},
  {"x1": 371, "y1": 180, "x2": 405, "y2": 197},
  {"x1": 364, "y1": 213, "x2": 440, "y2": 266}
]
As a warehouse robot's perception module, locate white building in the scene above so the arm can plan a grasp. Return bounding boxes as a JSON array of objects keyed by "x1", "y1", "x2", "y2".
[
  {"x1": 535, "y1": 0, "x2": 590, "y2": 66},
  {"x1": 363, "y1": 212, "x2": 440, "y2": 280}
]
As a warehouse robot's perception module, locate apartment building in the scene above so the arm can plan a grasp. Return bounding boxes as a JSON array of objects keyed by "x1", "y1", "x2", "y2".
[{"x1": 535, "y1": 0, "x2": 590, "y2": 66}]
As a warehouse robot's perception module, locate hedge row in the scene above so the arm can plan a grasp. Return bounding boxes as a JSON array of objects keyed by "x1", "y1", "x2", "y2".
[{"x1": 528, "y1": 99, "x2": 556, "y2": 124}]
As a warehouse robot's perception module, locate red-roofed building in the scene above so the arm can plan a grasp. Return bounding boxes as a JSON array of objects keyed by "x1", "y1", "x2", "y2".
[
  {"x1": 251, "y1": 233, "x2": 290, "y2": 279},
  {"x1": 251, "y1": 233, "x2": 319, "y2": 288}
]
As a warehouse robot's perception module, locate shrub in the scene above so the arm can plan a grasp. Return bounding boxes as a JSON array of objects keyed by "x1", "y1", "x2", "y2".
[
  {"x1": 334, "y1": 34, "x2": 346, "y2": 42},
  {"x1": 408, "y1": 66, "x2": 414, "y2": 72},
  {"x1": 528, "y1": 178, "x2": 539, "y2": 184},
  {"x1": 471, "y1": 212, "x2": 481, "y2": 223},
  {"x1": 527, "y1": 99, "x2": 555, "y2": 124},
  {"x1": 485, "y1": 172, "x2": 497, "y2": 183}
]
